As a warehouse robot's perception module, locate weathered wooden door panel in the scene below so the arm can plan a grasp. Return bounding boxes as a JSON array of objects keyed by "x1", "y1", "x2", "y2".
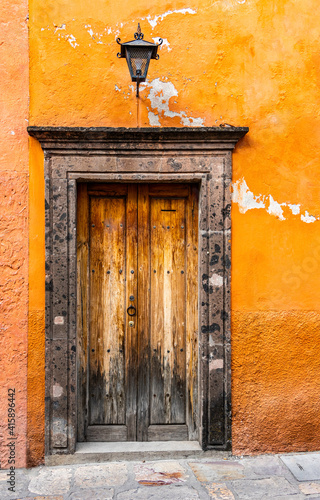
[
  {"x1": 149, "y1": 197, "x2": 187, "y2": 425},
  {"x1": 89, "y1": 195, "x2": 126, "y2": 425},
  {"x1": 136, "y1": 184, "x2": 150, "y2": 441},
  {"x1": 77, "y1": 183, "x2": 198, "y2": 442},
  {"x1": 139, "y1": 184, "x2": 199, "y2": 441}
]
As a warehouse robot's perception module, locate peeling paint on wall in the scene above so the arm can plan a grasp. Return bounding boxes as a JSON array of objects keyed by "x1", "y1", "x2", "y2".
[
  {"x1": 288, "y1": 204, "x2": 300, "y2": 215},
  {"x1": 153, "y1": 37, "x2": 172, "y2": 51},
  {"x1": 148, "y1": 111, "x2": 161, "y2": 126},
  {"x1": 233, "y1": 178, "x2": 319, "y2": 223},
  {"x1": 53, "y1": 23, "x2": 66, "y2": 34},
  {"x1": 267, "y1": 195, "x2": 285, "y2": 221},
  {"x1": 144, "y1": 8, "x2": 197, "y2": 29},
  {"x1": 143, "y1": 78, "x2": 204, "y2": 127},
  {"x1": 46, "y1": 24, "x2": 79, "y2": 48},
  {"x1": 301, "y1": 211, "x2": 317, "y2": 223},
  {"x1": 232, "y1": 178, "x2": 265, "y2": 213},
  {"x1": 41, "y1": 8, "x2": 196, "y2": 50}
]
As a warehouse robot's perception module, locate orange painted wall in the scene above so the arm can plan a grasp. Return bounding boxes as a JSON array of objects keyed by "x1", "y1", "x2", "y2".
[
  {"x1": 0, "y1": 0, "x2": 29, "y2": 468},
  {"x1": 27, "y1": 138, "x2": 45, "y2": 467},
  {"x1": 27, "y1": 0, "x2": 320, "y2": 459}
]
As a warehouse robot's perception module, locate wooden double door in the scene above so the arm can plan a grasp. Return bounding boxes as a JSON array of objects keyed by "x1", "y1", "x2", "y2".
[{"x1": 77, "y1": 183, "x2": 199, "y2": 442}]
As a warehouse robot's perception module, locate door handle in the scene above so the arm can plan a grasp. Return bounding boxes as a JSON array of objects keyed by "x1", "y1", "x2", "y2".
[{"x1": 127, "y1": 305, "x2": 136, "y2": 316}]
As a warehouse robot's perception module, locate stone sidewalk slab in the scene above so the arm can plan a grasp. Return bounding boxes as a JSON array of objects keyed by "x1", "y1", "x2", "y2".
[
  {"x1": 189, "y1": 461, "x2": 244, "y2": 481},
  {"x1": 229, "y1": 476, "x2": 298, "y2": 499},
  {"x1": 67, "y1": 489, "x2": 113, "y2": 499},
  {"x1": 28, "y1": 468, "x2": 72, "y2": 496},
  {"x1": 74, "y1": 464, "x2": 127, "y2": 488},
  {"x1": 299, "y1": 481, "x2": 320, "y2": 494},
  {"x1": 280, "y1": 453, "x2": 320, "y2": 481},
  {"x1": 3, "y1": 453, "x2": 320, "y2": 499},
  {"x1": 239, "y1": 455, "x2": 287, "y2": 478},
  {"x1": 17, "y1": 497, "x2": 64, "y2": 500},
  {"x1": 134, "y1": 461, "x2": 187, "y2": 486},
  {"x1": 117, "y1": 485, "x2": 201, "y2": 499},
  {"x1": 205, "y1": 482, "x2": 235, "y2": 499}
]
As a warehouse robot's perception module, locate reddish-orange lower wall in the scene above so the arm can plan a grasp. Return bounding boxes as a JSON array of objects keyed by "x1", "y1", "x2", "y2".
[
  {"x1": 0, "y1": 0, "x2": 29, "y2": 469},
  {"x1": 0, "y1": 172, "x2": 29, "y2": 469},
  {"x1": 232, "y1": 311, "x2": 320, "y2": 454}
]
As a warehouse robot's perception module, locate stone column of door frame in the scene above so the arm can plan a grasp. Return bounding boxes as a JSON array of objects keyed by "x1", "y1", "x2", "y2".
[{"x1": 28, "y1": 127, "x2": 248, "y2": 456}]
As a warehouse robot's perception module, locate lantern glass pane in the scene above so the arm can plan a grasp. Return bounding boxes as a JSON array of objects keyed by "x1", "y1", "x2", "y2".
[{"x1": 126, "y1": 47, "x2": 153, "y2": 80}]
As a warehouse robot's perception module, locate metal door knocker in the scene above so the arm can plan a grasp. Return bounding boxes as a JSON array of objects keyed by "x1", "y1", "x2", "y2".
[{"x1": 127, "y1": 305, "x2": 136, "y2": 316}]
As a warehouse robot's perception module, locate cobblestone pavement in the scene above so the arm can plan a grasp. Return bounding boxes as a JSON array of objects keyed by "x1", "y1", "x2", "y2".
[{"x1": 1, "y1": 454, "x2": 320, "y2": 500}]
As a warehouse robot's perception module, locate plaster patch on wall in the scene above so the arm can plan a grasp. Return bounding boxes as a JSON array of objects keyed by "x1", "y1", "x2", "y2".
[
  {"x1": 288, "y1": 204, "x2": 300, "y2": 215},
  {"x1": 233, "y1": 178, "x2": 319, "y2": 223},
  {"x1": 46, "y1": 23, "x2": 80, "y2": 48},
  {"x1": 87, "y1": 27, "x2": 94, "y2": 38},
  {"x1": 267, "y1": 195, "x2": 285, "y2": 221},
  {"x1": 181, "y1": 115, "x2": 204, "y2": 126},
  {"x1": 42, "y1": 23, "x2": 89, "y2": 48},
  {"x1": 301, "y1": 211, "x2": 317, "y2": 223},
  {"x1": 232, "y1": 178, "x2": 265, "y2": 213},
  {"x1": 53, "y1": 24, "x2": 66, "y2": 34},
  {"x1": 153, "y1": 37, "x2": 172, "y2": 51},
  {"x1": 144, "y1": 78, "x2": 204, "y2": 127},
  {"x1": 85, "y1": 24, "x2": 104, "y2": 43},
  {"x1": 144, "y1": 8, "x2": 197, "y2": 29},
  {"x1": 148, "y1": 111, "x2": 161, "y2": 126},
  {"x1": 43, "y1": 19, "x2": 177, "y2": 48},
  {"x1": 144, "y1": 78, "x2": 178, "y2": 117},
  {"x1": 65, "y1": 34, "x2": 79, "y2": 48}
]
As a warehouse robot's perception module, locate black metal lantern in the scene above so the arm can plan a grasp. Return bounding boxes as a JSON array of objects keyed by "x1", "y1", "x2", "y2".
[{"x1": 117, "y1": 24, "x2": 162, "y2": 97}]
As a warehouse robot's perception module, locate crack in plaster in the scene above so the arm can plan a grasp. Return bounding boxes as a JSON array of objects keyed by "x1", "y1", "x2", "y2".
[{"x1": 233, "y1": 178, "x2": 318, "y2": 223}]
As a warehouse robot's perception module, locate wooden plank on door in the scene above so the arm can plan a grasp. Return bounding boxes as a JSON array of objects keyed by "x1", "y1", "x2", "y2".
[
  {"x1": 88, "y1": 183, "x2": 128, "y2": 196},
  {"x1": 150, "y1": 196, "x2": 187, "y2": 428},
  {"x1": 137, "y1": 184, "x2": 150, "y2": 441},
  {"x1": 89, "y1": 195, "x2": 126, "y2": 426},
  {"x1": 148, "y1": 425, "x2": 188, "y2": 441},
  {"x1": 125, "y1": 184, "x2": 138, "y2": 440},
  {"x1": 148, "y1": 184, "x2": 189, "y2": 197},
  {"x1": 77, "y1": 183, "x2": 89, "y2": 442},
  {"x1": 86, "y1": 425, "x2": 127, "y2": 442}
]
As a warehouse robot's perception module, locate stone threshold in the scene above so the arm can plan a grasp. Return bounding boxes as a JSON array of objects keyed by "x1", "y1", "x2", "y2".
[{"x1": 45, "y1": 441, "x2": 229, "y2": 466}]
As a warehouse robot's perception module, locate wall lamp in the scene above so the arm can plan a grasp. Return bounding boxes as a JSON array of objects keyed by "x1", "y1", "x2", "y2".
[{"x1": 117, "y1": 24, "x2": 162, "y2": 97}]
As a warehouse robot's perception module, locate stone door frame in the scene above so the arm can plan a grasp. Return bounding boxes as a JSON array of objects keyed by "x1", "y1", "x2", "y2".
[{"x1": 28, "y1": 126, "x2": 248, "y2": 457}]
